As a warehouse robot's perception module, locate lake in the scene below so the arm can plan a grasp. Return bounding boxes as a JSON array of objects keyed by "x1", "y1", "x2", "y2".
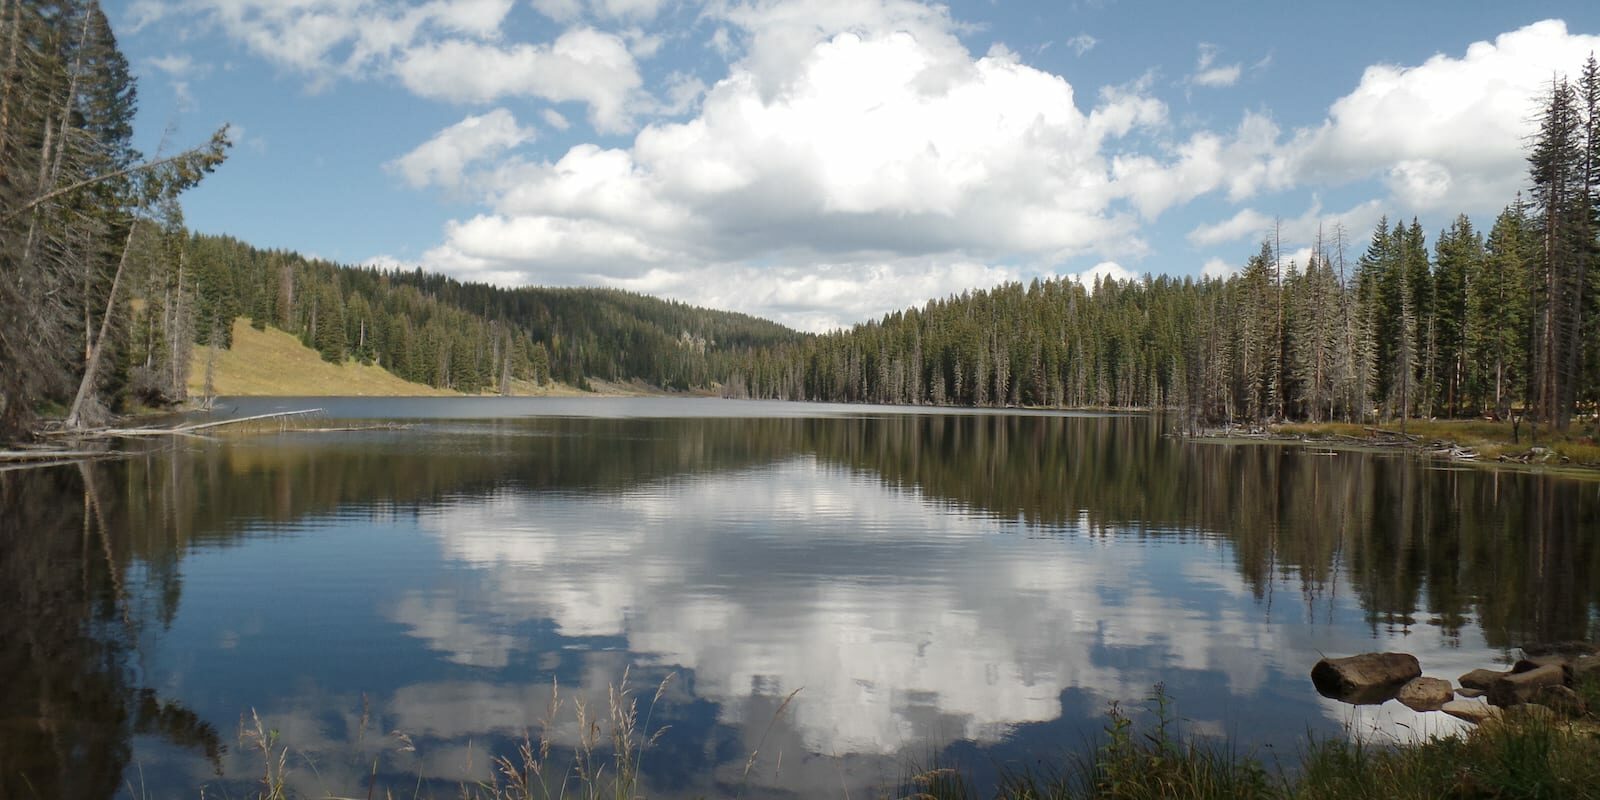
[{"x1": 3, "y1": 398, "x2": 1597, "y2": 798}]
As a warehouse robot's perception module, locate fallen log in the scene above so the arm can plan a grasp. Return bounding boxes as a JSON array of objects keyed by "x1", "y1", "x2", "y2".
[
  {"x1": 296, "y1": 423, "x2": 414, "y2": 433},
  {"x1": 0, "y1": 449, "x2": 113, "y2": 461},
  {"x1": 88, "y1": 408, "x2": 325, "y2": 439},
  {"x1": 1363, "y1": 426, "x2": 1421, "y2": 442},
  {"x1": 177, "y1": 408, "x2": 325, "y2": 432}
]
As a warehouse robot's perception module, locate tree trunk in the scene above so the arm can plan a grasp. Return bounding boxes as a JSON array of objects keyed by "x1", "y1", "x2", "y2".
[
  {"x1": 0, "y1": 0, "x2": 24, "y2": 185},
  {"x1": 65, "y1": 219, "x2": 139, "y2": 429}
]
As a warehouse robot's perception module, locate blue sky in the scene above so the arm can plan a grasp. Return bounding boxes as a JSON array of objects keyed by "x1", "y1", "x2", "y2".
[{"x1": 117, "y1": 0, "x2": 1600, "y2": 330}]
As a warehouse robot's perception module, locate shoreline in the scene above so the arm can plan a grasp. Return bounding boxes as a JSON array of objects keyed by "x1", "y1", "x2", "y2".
[
  {"x1": 20, "y1": 402, "x2": 1600, "y2": 483},
  {"x1": 1185, "y1": 419, "x2": 1600, "y2": 480}
]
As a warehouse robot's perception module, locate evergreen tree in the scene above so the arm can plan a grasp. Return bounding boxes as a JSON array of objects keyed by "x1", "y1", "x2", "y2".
[
  {"x1": 1527, "y1": 74, "x2": 1586, "y2": 427},
  {"x1": 1433, "y1": 215, "x2": 1481, "y2": 416}
]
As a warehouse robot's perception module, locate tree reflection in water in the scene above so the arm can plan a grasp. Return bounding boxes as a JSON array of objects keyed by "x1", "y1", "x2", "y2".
[
  {"x1": 0, "y1": 462, "x2": 220, "y2": 798},
  {"x1": 0, "y1": 412, "x2": 1593, "y2": 797}
]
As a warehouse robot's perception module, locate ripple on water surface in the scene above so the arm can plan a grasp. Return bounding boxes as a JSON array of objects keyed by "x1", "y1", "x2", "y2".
[{"x1": 2, "y1": 404, "x2": 1589, "y2": 799}]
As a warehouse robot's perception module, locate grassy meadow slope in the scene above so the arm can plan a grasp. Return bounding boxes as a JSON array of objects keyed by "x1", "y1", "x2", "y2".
[
  {"x1": 185, "y1": 319, "x2": 624, "y2": 397},
  {"x1": 187, "y1": 320, "x2": 458, "y2": 397}
]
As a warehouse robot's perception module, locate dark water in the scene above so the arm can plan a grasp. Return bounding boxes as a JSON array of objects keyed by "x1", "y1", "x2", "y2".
[{"x1": 3, "y1": 398, "x2": 1597, "y2": 799}]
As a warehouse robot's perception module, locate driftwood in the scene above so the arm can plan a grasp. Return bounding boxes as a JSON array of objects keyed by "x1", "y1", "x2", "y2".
[
  {"x1": 92, "y1": 408, "x2": 325, "y2": 438},
  {"x1": 0, "y1": 447, "x2": 124, "y2": 472},
  {"x1": 6, "y1": 409, "x2": 331, "y2": 470},
  {"x1": 0, "y1": 449, "x2": 111, "y2": 461},
  {"x1": 1498, "y1": 447, "x2": 1568, "y2": 465},
  {"x1": 1187, "y1": 425, "x2": 1486, "y2": 464},
  {"x1": 1428, "y1": 445, "x2": 1478, "y2": 460},
  {"x1": 296, "y1": 423, "x2": 414, "y2": 433},
  {"x1": 1363, "y1": 426, "x2": 1421, "y2": 442}
]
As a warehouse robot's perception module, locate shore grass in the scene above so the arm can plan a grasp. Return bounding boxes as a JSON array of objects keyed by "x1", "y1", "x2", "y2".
[
  {"x1": 224, "y1": 678, "x2": 1600, "y2": 800},
  {"x1": 1272, "y1": 418, "x2": 1600, "y2": 467},
  {"x1": 902, "y1": 682, "x2": 1600, "y2": 800}
]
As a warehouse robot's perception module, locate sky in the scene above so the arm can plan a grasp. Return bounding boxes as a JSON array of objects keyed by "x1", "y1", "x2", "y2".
[{"x1": 116, "y1": 0, "x2": 1600, "y2": 332}]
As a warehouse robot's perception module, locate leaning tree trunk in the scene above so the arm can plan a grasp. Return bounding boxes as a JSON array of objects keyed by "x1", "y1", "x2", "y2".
[{"x1": 65, "y1": 219, "x2": 139, "y2": 429}]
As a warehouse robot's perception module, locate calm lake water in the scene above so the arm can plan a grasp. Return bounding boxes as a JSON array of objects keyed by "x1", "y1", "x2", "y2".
[{"x1": 3, "y1": 398, "x2": 1597, "y2": 798}]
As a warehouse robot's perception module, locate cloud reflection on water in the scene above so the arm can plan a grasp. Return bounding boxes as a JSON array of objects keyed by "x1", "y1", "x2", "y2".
[{"x1": 398, "y1": 454, "x2": 1465, "y2": 773}]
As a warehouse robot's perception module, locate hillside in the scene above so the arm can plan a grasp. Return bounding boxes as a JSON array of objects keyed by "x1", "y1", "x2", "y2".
[
  {"x1": 187, "y1": 320, "x2": 457, "y2": 397},
  {"x1": 173, "y1": 234, "x2": 808, "y2": 397},
  {"x1": 186, "y1": 319, "x2": 640, "y2": 398}
]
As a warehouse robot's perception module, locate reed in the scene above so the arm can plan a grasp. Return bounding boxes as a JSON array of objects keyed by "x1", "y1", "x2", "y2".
[{"x1": 231, "y1": 679, "x2": 1600, "y2": 800}]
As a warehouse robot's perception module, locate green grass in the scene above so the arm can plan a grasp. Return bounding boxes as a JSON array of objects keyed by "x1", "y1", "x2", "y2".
[{"x1": 1554, "y1": 441, "x2": 1600, "y2": 466}]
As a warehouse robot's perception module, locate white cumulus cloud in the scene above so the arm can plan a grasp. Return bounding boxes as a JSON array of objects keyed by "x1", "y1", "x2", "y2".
[
  {"x1": 541, "y1": 109, "x2": 572, "y2": 130},
  {"x1": 131, "y1": 0, "x2": 646, "y2": 131},
  {"x1": 371, "y1": 7, "x2": 1600, "y2": 328},
  {"x1": 411, "y1": 0, "x2": 1175, "y2": 327},
  {"x1": 1281, "y1": 19, "x2": 1600, "y2": 213},
  {"x1": 1200, "y1": 257, "x2": 1236, "y2": 281},
  {"x1": 388, "y1": 108, "x2": 535, "y2": 189},
  {"x1": 394, "y1": 27, "x2": 643, "y2": 132},
  {"x1": 1070, "y1": 261, "x2": 1137, "y2": 289},
  {"x1": 1189, "y1": 43, "x2": 1241, "y2": 88},
  {"x1": 1065, "y1": 33, "x2": 1097, "y2": 56}
]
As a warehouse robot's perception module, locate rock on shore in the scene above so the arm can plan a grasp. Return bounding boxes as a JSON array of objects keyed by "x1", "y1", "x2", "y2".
[{"x1": 1311, "y1": 653, "x2": 1422, "y2": 703}]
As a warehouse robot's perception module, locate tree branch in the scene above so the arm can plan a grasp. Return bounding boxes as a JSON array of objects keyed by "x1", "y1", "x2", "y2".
[{"x1": 4, "y1": 149, "x2": 200, "y2": 224}]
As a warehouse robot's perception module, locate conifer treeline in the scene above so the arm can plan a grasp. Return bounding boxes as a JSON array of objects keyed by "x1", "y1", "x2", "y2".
[
  {"x1": 0, "y1": 0, "x2": 226, "y2": 441},
  {"x1": 3, "y1": 1, "x2": 1596, "y2": 437},
  {"x1": 726, "y1": 60, "x2": 1600, "y2": 429},
  {"x1": 171, "y1": 233, "x2": 805, "y2": 395},
  {"x1": 0, "y1": 0, "x2": 804, "y2": 442},
  {"x1": 725, "y1": 210, "x2": 1556, "y2": 426}
]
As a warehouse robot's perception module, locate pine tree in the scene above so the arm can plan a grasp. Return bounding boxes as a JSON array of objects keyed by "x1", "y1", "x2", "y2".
[
  {"x1": 1527, "y1": 74, "x2": 1586, "y2": 427},
  {"x1": 1356, "y1": 217, "x2": 1396, "y2": 416},
  {"x1": 313, "y1": 282, "x2": 347, "y2": 363},
  {"x1": 1433, "y1": 215, "x2": 1481, "y2": 417},
  {"x1": 1468, "y1": 204, "x2": 1534, "y2": 417}
]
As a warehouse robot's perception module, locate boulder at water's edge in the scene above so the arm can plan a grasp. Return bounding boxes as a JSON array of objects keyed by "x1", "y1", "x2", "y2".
[
  {"x1": 1311, "y1": 653, "x2": 1422, "y2": 704},
  {"x1": 1396, "y1": 677, "x2": 1454, "y2": 711}
]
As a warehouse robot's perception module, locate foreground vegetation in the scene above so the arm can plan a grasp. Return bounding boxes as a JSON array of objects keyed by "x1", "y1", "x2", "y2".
[
  {"x1": 912, "y1": 682, "x2": 1600, "y2": 800},
  {"x1": 225, "y1": 679, "x2": 1600, "y2": 800}
]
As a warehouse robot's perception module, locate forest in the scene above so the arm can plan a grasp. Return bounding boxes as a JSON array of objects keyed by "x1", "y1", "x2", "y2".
[
  {"x1": 724, "y1": 62, "x2": 1600, "y2": 432},
  {"x1": 2, "y1": 1, "x2": 1597, "y2": 442},
  {"x1": 0, "y1": 0, "x2": 800, "y2": 442},
  {"x1": 171, "y1": 232, "x2": 802, "y2": 396},
  {"x1": 0, "y1": 0, "x2": 226, "y2": 440}
]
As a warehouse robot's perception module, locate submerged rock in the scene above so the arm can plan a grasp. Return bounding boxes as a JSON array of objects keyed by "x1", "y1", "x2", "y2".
[
  {"x1": 1312, "y1": 653, "x2": 1422, "y2": 704},
  {"x1": 1396, "y1": 677, "x2": 1454, "y2": 711},
  {"x1": 1441, "y1": 699, "x2": 1501, "y2": 725},
  {"x1": 1488, "y1": 664, "x2": 1566, "y2": 707},
  {"x1": 1459, "y1": 668, "x2": 1511, "y2": 690}
]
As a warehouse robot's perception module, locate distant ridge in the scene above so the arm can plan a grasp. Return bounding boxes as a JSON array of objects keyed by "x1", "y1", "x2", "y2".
[{"x1": 179, "y1": 233, "x2": 807, "y2": 396}]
